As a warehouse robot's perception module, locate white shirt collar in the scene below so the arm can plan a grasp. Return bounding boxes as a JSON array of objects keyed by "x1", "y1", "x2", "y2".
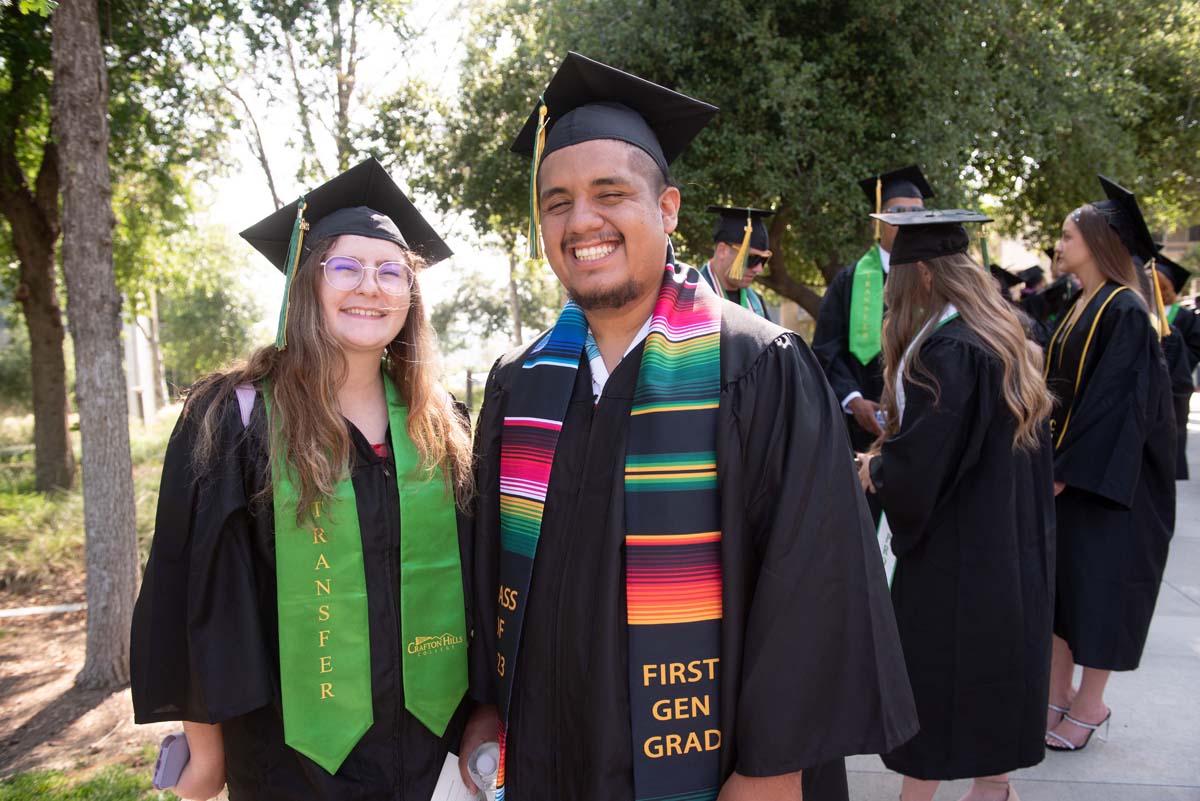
[
  {"x1": 586, "y1": 315, "x2": 654, "y2": 401},
  {"x1": 879, "y1": 246, "x2": 891, "y2": 274}
]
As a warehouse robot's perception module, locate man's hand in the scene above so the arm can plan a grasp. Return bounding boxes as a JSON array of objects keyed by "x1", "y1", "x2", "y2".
[
  {"x1": 173, "y1": 722, "x2": 225, "y2": 801},
  {"x1": 458, "y1": 704, "x2": 500, "y2": 792},
  {"x1": 717, "y1": 770, "x2": 803, "y2": 801},
  {"x1": 847, "y1": 397, "x2": 884, "y2": 437},
  {"x1": 856, "y1": 452, "x2": 877, "y2": 493}
]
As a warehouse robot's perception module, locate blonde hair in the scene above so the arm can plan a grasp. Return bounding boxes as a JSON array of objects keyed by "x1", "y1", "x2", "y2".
[
  {"x1": 878, "y1": 251, "x2": 1052, "y2": 452},
  {"x1": 187, "y1": 237, "x2": 474, "y2": 518}
]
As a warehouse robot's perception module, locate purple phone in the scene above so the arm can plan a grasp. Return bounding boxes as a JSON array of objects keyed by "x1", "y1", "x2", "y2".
[{"x1": 152, "y1": 732, "x2": 190, "y2": 790}]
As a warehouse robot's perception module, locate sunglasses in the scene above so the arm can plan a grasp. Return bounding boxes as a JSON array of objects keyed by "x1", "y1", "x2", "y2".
[
  {"x1": 883, "y1": 205, "x2": 925, "y2": 214},
  {"x1": 746, "y1": 254, "x2": 769, "y2": 269},
  {"x1": 322, "y1": 255, "x2": 415, "y2": 296}
]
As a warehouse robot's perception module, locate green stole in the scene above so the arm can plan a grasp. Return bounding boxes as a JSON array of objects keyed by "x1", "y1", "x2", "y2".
[
  {"x1": 1168, "y1": 303, "x2": 1180, "y2": 325},
  {"x1": 267, "y1": 376, "x2": 467, "y2": 774},
  {"x1": 848, "y1": 245, "x2": 886, "y2": 365},
  {"x1": 700, "y1": 261, "x2": 766, "y2": 317}
]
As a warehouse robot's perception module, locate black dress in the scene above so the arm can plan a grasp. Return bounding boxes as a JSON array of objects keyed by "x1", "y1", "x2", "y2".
[
  {"x1": 812, "y1": 262, "x2": 886, "y2": 452},
  {"x1": 469, "y1": 303, "x2": 918, "y2": 801},
  {"x1": 130, "y1": 389, "x2": 471, "y2": 800},
  {"x1": 1045, "y1": 284, "x2": 1175, "y2": 671},
  {"x1": 1162, "y1": 327, "x2": 1194, "y2": 479},
  {"x1": 869, "y1": 320, "x2": 1055, "y2": 780}
]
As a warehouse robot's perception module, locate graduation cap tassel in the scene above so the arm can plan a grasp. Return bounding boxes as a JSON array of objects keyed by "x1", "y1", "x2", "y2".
[
  {"x1": 727, "y1": 212, "x2": 753, "y2": 281},
  {"x1": 276, "y1": 197, "x2": 309, "y2": 351},
  {"x1": 874, "y1": 178, "x2": 882, "y2": 242},
  {"x1": 527, "y1": 98, "x2": 549, "y2": 260},
  {"x1": 1150, "y1": 257, "x2": 1170, "y2": 339}
]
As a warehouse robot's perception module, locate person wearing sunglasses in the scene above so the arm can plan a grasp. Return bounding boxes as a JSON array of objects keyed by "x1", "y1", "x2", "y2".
[
  {"x1": 699, "y1": 205, "x2": 775, "y2": 320},
  {"x1": 130, "y1": 159, "x2": 478, "y2": 800},
  {"x1": 813, "y1": 165, "x2": 934, "y2": 453}
]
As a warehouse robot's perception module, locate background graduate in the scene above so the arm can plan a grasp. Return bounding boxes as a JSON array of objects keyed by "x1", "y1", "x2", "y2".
[
  {"x1": 699, "y1": 206, "x2": 775, "y2": 320},
  {"x1": 463, "y1": 52, "x2": 917, "y2": 801},
  {"x1": 1150, "y1": 254, "x2": 1198, "y2": 478},
  {"x1": 130, "y1": 159, "x2": 476, "y2": 800},
  {"x1": 1042, "y1": 176, "x2": 1175, "y2": 753},
  {"x1": 813, "y1": 165, "x2": 933, "y2": 451},
  {"x1": 857, "y1": 210, "x2": 1056, "y2": 801}
]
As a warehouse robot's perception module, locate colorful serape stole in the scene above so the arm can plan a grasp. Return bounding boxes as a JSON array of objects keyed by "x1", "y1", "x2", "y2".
[
  {"x1": 495, "y1": 264, "x2": 724, "y2": 801},
  {"x1": 700, "y1": 261, "x2": 766, "y2": 318}
]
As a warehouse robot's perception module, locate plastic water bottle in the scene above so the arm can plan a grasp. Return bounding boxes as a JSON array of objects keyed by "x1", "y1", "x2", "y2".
[{"x1": 467, "y1": 741, "x2": 499, "y2": 801}]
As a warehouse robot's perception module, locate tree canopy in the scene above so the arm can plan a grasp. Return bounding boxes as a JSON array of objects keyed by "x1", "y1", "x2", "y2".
[{"x1": 396, "y1": 0, "x2": 1200, "y2": 317}]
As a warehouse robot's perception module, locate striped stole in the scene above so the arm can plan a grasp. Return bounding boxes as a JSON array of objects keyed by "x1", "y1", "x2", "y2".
[{"x1": 495, "y1": 264, "x2": 724, "y2": 801}]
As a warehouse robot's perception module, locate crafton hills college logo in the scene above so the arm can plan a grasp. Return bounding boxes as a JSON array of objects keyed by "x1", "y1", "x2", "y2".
[{"x1": 406, "y1": 632, "x2": 465, "y2": 656}]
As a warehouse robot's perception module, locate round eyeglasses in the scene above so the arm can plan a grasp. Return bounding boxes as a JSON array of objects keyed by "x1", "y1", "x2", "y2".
[{"x1": 322, "y1": 255, "x2": 415, "y2": 295}]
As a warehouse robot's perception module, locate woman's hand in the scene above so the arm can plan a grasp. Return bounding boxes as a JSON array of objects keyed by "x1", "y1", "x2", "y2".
[
  {"x1": 717, "y1": 770, "x2": 803, "y2": 800},
  {"x1": 173, "y1": 722, "x2": 225, "y2": 800},
  {"x1": 856, "y1": 452, "x2": 877, "y2": 493},
  {"x1": 458, "y1": 704, "x2": 500, "y2": 792},
  {"x1": 1054, "y1": 480, "x2": 1066, "y2": 496}
]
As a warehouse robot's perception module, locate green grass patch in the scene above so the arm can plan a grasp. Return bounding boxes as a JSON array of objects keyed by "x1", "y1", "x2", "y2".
[
  {"x1": 0, "y1": 764, "x2": 172, "y2": 801},
  {"x1": 0, "y1": 407, "x2": 180, "y2": 593}
]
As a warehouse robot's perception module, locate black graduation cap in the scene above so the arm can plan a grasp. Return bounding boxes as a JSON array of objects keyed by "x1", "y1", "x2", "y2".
[
  {"x1": 708, "y1": 206, "x2": 774, "y2": 251},
  {"x1": 510, "y1": 52, "x2": 717, "y2": 258},
  {"x1": 511, "y1": 52, "x2": 717, "y2": 173},
  {"x1": 1153, "y1": 251, "x2": 1192, "y2": 294},
  {"x1": 991, "y1": 265, "x2": 1023, "y2": 289},
  {"x1": 1092, "y1": 175, "x2": 1157, "y2": 264},
  {"x1": 869, "y1": 209, "x2": 992, "y2": 265},
  {"x1": 240, "y1": 158, "x2": 452, "y2": 273},
  {"x1": 1041, "y1": 274, "x2": 1076, "y2": 309},
  {"x1": 858, "y1": 165, "x2": 935, "y2": 211},
  {"x1": 240, "y1": 158, "x2": 451, "y2": 349},
  {"x1": 1017, "y1": 266, "x2": 1045, "y2": 286},
  {"x1": 1044, "y1": 245, "x2": 1057, "y2": 264}
]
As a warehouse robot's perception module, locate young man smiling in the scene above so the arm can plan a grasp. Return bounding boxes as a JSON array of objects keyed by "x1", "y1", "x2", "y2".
[{"x1": 462, "y1": 53, "x2": 917, "y2": 801}]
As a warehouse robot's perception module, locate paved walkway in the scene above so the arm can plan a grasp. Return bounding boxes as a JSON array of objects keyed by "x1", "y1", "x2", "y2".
[{"x1": 846, "y1": 398, "x2": 1200, "y2": 800}]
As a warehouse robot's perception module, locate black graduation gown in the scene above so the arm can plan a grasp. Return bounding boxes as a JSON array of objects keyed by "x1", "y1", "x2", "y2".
[
  {"x1": 1045, "y1": 284, "x2": 1175, "y2": 671},
  {"x1": 469, "y1": 302, "x2": 918, "y2": 801},
  {"x1": 868, "y1": 321, "x2": 1055, "y2": 780},
  {"x1": 812, "y1": 262, "x2": 886, "y2": 452},
  {"x1": 1163, "y1": 327, "x2": 1194, "y2": 479},
  {"x1": 130, "y1": 390, "x2": 471, "y2": 801}
]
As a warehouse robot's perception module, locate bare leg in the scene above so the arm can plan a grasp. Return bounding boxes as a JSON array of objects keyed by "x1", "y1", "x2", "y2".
[
  {"x1": 900, "y1": 776, "x2": 939, "y2": 801},
  {"x1": 1048, "y1": 666, "x2": 1111, "y2": 748},
  {"x1": 959, "y1": 774, "x2": 1012, "y2": 801},
  {"x1": 1047, "y1": 635, "x2": 1077, "y2": 729}
]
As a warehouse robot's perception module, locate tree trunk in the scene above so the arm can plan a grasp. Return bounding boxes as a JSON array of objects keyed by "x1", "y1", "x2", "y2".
[
  {"x1": 507, "y1": 250, "x2": 523, "y2": 345},
  {"x1": 147, "y1": 288, "x2": 168, "y2": 407},
  {"x1": 53, "y1": 0, "x2": 138, "y2": 691},
  {"x1": 13, "y1": 223, "x2": 75, "y2": 491}
]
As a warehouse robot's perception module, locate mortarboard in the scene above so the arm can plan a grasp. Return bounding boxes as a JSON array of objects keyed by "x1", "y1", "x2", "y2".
[
  {"x1": 1017, "y1": 266, "x2": 1045, "y2": 286},
  {"x1": 707, "y1": 205, "x2": 774, "y2": 281},
  {"x1": 1091, "y1": 175, "x2": 1158, "y2": 264},
  {"x1": 240, "y1": 157, "x2": 451, "y2": 349},
  {"x1": 858, "y1": 165, "x2": 935, "y2": 209},
  {"x1": 869, "y1": 209, "x2": 992, "y2": 265},
  {"x1": 511, "y1": 52, "x2": 718, "y2": 258},
  {"x1": 991, "y1": 265, "x2": 1023, "y2": 289},
  {"x1": 1153, "y1": 251, "x2": 1192, "y2": 294}
]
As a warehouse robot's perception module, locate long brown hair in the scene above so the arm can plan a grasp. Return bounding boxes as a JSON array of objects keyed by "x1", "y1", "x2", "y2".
[
  {"x1": 187, "y1": 236, "x2": 474, "y2": 517},
  {"x1": 1070, "y1": 204, "x2": 1152, "y2": 307},
  {"x1": 878, "y1": 251, "x2": 1052, "y2": 452}
]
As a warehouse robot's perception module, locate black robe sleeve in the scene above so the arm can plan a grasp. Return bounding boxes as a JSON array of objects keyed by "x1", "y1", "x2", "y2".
[
  {"x1": 727, "y1": 334, "x2": 918, "y2": 776},
  {"x1": 1055, "y1": 304, "x2": 1160, "y2": 508},
  {"x1": 130, "y1": 392, "x2": 274, "y2": 724},
  {"x1": 869, "y1": 338, "x2": 986, "y2": 556},
  {"x1": 1174, "y1": 307, "x2": 1200, "y2": 370},
  {"x1": 467, "y1": 357, "x2": 506, "y2": 706},
  {"x1": 811, "y1": 267, "x2": 863, "y2": 404}
]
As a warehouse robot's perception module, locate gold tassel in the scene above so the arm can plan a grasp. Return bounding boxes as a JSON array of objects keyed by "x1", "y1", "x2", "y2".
[
  {"x1": 874, "y1": 177, "x2": 882, "y2": 242},
  {"x1": 527, "y1": 100, "x2": 549, "y2": 259},
  {"x1": 727, "y1": 211, "x2": 752, "y2": 281},
  {"x1": 1150, "y1": 257, "x2": 1170, "y2": 339}
]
